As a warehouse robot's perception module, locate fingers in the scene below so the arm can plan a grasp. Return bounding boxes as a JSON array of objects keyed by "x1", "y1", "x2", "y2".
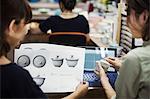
[
  {"x1": 71, "y1": 82, "x2": 88, "y2": 99},
  {"x1": 95, "y1": 61, "x2": 100, "y2": 72},
  {"x1": 78, "y1": 81, "x2": 89, "y2": 87},
  {"x1": 94, "y1": 70, "x2": 99, "y2": 75},
  {"x1": 105, "y1": 58, "x2": 116, "y2": 66},
  {"x1": 96, "y1": 61, "x2": 105, "y2": 72},
  {"x1": 105, "y1": 57, "x2": 121, "y2": 70},
  {"x1": 106, "y1": 57, "x2": 116, "y2": 60},
  {"x1": 76, "y1": 81, "x2": 89, "y2": 91},
  {"x1": 95, "y1": 61, "x2": 107, "y2": 77},
  {"x1": 82, "y1": 81, "x2": 89, "y2": 87}
]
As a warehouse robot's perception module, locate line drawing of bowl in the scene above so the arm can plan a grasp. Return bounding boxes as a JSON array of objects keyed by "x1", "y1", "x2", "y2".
[
  {"x1": 33, "y1": 55, "x2": 46, "y2": 68},
  {"x1": 17, "y1": 55, "x2": 30, "y2": 67},
  {"x1": 66, "y1": 55, "x2": 79, "y2": 67},
  {"x1": 33, "y1": 75, "x2": 45, "y2": 86},
  {"x1": 51, "y1": 56, "x2": 64, "y2": 67}
]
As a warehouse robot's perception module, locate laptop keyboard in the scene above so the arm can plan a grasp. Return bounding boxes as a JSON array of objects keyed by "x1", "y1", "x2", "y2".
[
  {"x1": 83, "y1": 71, "x2": 99, "y2": 82},
  {"x1": 83, "y1": 70, "x2": 118, "y2": 87}
]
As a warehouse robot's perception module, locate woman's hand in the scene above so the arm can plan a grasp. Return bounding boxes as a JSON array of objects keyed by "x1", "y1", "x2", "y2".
[
  {"x1": 105, "y1": 57, "x2": 122, "y2": 70},
  {"x1": 94, "y1": 61, "x2": 108, "y2": 79},
  {"x1": 74, "y1": 81, "x2": 89, "y2": 97},
  {"x1": 94, "y1": 61, "x2": 116, "y2": 99},
  {"x1": 62, "y1": 82, "x2": 89, "y2": 99}
]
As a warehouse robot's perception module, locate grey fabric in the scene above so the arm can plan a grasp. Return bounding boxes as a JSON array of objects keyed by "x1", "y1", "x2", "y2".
[{"x1": 115, "y1": 40, "x2": 150, "y2": 99}]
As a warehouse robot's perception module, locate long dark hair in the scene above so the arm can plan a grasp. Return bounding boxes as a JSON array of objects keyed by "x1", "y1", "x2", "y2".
[
  {"x1": 59, "y1": 0, "x2": 76, "y2": 11},
  {"x1": 127, "y1": 0, "x2": 150, "y2": 41},
  {"x1": 0, "y1": 0, "x2": 32, "y2": 57}
]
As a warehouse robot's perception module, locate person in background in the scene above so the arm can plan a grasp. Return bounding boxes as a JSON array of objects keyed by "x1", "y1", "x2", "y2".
[
  {"x1": 31, "y1": 0, "x2": 90, "y2": 34},
  {"x1": 0, "y1": 0, "x2": 89, "y2": 98},
  {"x1": 95, "y1": 0, "x2": 150, "y2": 98}
]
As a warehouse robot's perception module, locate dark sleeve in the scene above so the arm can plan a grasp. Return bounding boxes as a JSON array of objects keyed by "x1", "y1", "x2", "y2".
[
  {"x1": 39, "y1": 16, "x2": 53, "y2": 33},
  {"x1": 81, "y1": 15, "x2": 90, "y2": 34},
  {"x1": 10, "y1": 68, "x2": 48, "y2": 98},
  {"x1": 23, "y1": 70, "x2": 48, "y2": 98}
]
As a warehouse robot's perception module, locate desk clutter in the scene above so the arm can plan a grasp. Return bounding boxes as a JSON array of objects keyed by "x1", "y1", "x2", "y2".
[
  {"x1": 119, "y1": 3, "x2": 143, "y2": 55},
  {"x1": 120, "y1": 13, "x2": 133, "y2": 55},
  {"x1": 14, "y1": 43, "x2": 118, "y2": 92}
]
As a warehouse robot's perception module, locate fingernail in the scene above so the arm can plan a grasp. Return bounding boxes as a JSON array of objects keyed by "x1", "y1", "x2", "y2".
[{"x1": 83, "y1": 82, "x2": 86, "y2": 84}]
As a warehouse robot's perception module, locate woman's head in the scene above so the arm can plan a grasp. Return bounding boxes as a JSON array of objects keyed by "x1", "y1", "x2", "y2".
[
  {"x1": 0, "y1": 0, "x2": 32, "y2": 57},
  {"x1": 59, "y1": 0, "x2": 76, "y2": 12},
  {"x1": 127, "y1": 0, "x2": 150, "y2": 41}
]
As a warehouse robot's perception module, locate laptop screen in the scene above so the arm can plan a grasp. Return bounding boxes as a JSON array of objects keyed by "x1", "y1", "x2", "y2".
[{"x1": 84, "y1": 48, "x2": 116, "y2": 71}]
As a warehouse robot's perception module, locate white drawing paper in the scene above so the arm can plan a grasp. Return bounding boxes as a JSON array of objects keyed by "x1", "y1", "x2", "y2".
[{"x1": 15, "y1": 43, "x2": 85, "y2": 93}]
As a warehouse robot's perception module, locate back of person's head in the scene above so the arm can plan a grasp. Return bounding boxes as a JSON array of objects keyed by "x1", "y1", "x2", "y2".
[
  {"x1": 59, "y1": 0, "x2": 76, "y2": 11},
  {"x1": 0, "y1": 0, "x2": 32, "y2": 57},
  {"x1": 127, "y1": 0, "x2": 150, "y2": 41}
]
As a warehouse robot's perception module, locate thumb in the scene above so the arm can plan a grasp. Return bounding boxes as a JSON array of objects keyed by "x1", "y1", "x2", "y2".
[{"x1": 96, "y1": 61, "x2": 105, "y2": 73}]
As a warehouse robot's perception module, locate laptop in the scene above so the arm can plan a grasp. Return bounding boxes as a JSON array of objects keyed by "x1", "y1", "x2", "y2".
[{"x1": 83, "y1": 47, "x2": 118, "y2": 87}]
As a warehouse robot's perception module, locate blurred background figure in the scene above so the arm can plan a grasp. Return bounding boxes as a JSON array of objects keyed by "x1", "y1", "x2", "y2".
[{"x1": 30, "y1": 0, "x2": 90, "y2": 34}]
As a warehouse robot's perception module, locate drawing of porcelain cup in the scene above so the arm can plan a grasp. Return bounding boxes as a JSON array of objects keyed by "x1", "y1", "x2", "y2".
[
  {"x1": 66, "y1": 55, "x2": 79, "y2": 67},
  {"x1": 51, "y1": 56, "x2": 63, "y2": 67},
  {"x1": 33, "y1": 75, "x2": 45, "y2": 86}
]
